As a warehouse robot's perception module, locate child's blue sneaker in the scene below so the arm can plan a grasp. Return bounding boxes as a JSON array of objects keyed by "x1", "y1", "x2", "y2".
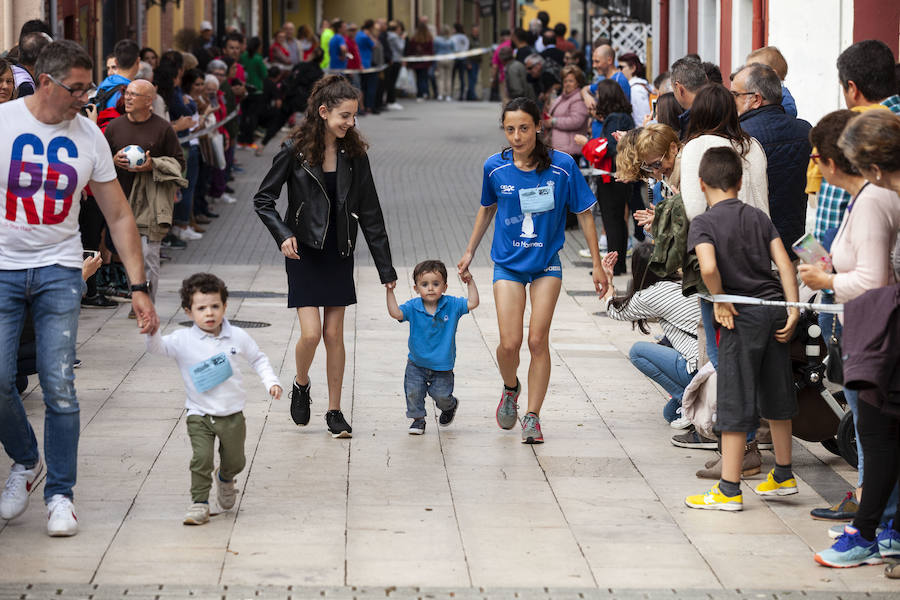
[
  {"x1": 877, "y1": 520, "x2": 900, "y2": 558},
  {"x1": 814, "y1": 525, "x2": 883, "y2": 568}
]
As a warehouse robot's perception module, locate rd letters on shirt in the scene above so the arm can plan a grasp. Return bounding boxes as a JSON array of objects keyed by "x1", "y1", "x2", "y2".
[{"x1": 6, "y1": 133, "x2": 79, "y2": 225}]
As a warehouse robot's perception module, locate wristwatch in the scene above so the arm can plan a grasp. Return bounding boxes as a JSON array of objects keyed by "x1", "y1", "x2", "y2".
[{"x1": 130, "y1": 282, "x2": 151, "y2": 294}]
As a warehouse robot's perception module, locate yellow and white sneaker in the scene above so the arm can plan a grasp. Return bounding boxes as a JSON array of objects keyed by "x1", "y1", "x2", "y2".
[
  {"x1": 754, "y1": 469, "x2": 798, "y2": 496},
  {"x1": 685, "y1": 484, "x2": 743, "y2": 511}
]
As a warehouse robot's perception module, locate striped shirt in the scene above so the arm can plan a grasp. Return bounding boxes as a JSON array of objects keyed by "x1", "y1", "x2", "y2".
[{"x1": 606, "y1": 281, "x2": 701, "y2": 372}]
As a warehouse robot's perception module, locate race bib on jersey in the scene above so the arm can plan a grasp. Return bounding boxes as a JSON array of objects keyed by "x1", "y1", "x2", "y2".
[
  {"x1": 189, "y1": 353, "x2": 233, "y2": 393},
  {"x1": 518, "y1": 185, "x2": 554, "y2": 214}
]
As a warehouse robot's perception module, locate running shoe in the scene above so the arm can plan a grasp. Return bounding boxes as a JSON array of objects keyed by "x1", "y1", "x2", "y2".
[
  {"x1": 815, "y1": 526, "x2": 882, "y2": 567},
  {"x1": 183, "y1": 502, "x2": 210, "y2": 526},
  {"x1": 754, "y1": 469, "x2": 798, "y2": 496},
  {"x1": 877, "y1": 520, "x2": 900, "y2": 558},
  {"x1": 408, "y1": 418, "x2": 426, "y2": 435},
  {"x1": 290, "y1": 379, "x2": 311, "y2": 426},
  {"x1": 215, "y1": 468, "x2": 237, "y2": 510},
  {"x1": 438, "y1": 401, "x2": 457, "y2": 426},
  {"x1": 46, "y1": 494, "x2": 78, "y2": 536},
  {"x1": 0, "y1": 458, "x2": 43, "y2": 520},
  {"x1": 326, "y1": 410, "x2": 352, "y2": 438},
  {"x1": 521, "y1": 412, "x2": 543, "y2": 444},
  {"x1": 496, "y1": 379, "x2": 520, "y2": 430},
  {"x1": 684, "y1": 484, "x2": 743, "y2": 511}
]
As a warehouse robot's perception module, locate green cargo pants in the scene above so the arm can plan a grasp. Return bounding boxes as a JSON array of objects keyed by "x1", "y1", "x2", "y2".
[{"x1": 186, "y1": 412, "x2": 246, "y2": 503}]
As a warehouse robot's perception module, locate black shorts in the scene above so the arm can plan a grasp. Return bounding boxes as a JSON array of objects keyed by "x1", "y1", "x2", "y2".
[{"x1": 715, "y1": 304, "x2": 797, "y2": 432}]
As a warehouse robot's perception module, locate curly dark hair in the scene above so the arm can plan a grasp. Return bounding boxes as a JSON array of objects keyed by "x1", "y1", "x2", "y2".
[
  {"x1": 593, "y1": 78, "x2": 632, "y2": 121},
  {"x1": 180, "y1": 273, "x2": 228, "y2": 309},
  {"x1": 291, "y1": 74, "x2": 368, "y2": 166},
  {"x1": 500, "y1": 97, "x2": 552, "y2": 172}
]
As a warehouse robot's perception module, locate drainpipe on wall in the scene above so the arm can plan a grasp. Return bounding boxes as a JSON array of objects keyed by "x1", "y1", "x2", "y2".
[
  {"x1": 659, "y1": 0, "x2": 669, "y2": 72},
  {"x1": 751, "y1": 0, "x2": 765, "y2": 49},
  {"x1": 3, "y1": 0, "x2": 14, "y2": 52}
]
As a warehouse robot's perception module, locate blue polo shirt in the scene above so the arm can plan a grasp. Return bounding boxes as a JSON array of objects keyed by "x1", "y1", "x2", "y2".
[
  {"x1": 329, "y1": 34, "x2": 347, "y2": 69},
  {"x1": 399, "y1": 295, "x2": 469, "y2": 371},
  {"x1": 589, "y1": 70, "x2": 631, "y2": 101},
  {"x1": 481, "y1": 149, "x2": 596, "y2": 273}
]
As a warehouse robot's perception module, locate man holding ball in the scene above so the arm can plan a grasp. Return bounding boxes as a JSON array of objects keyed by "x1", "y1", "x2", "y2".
[{"x1": 105, "y1": 79, "x2": 186, "y2": 303}]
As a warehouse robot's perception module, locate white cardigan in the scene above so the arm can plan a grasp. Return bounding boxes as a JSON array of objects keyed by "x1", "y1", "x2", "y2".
[{"x1": 680, "y1": 135, "x2": 769, "y2": 221}]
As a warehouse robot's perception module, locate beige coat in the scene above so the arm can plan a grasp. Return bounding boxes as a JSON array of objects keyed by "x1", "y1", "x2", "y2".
[{"x1": 127, "y1": 156, "x2": 188, "y2": 242}]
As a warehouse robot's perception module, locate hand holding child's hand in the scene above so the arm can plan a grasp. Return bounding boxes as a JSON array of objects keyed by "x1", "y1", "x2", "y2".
[
  {"x1": 459, "y1": 270, "x2": 473, "y2": 284},
  {"x1": 714, "y1": 302, "x2": 738, "y2": 330},
  {"x1": 600, "y1": 251, "x2": 617, "y2": 281},
  {"x1": 269, "y1": 385, "x2": 283, "y2": 400}
]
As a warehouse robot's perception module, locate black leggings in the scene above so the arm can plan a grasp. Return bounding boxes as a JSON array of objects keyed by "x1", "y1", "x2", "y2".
[
  {"x1": 853, "y1": 392, "x2": 900, "y2": 541},
  {"x1": 596, "y1": 180, "x2": 630, "y2": 275}
]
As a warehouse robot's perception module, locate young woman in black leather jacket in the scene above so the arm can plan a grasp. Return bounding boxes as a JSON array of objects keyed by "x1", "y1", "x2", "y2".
[{"x1": 254, "y1": 74, "x2": 397, "y2": 438}]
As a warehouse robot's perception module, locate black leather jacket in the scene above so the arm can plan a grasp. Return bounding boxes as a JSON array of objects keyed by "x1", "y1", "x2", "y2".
[{"x1": 253, "y1": 140, "x2": 397, "y2": 284}]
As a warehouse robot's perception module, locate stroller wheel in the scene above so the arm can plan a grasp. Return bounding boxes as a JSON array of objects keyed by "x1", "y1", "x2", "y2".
[
  {"x1": 820, "y1": 437, "x2": 842, "y2": 456},
  {"x1": 836, "y1": 411, "x2": 859, "y2": 469}
]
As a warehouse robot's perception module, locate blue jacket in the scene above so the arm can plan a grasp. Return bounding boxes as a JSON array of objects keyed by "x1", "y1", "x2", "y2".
[
  {"x1": 96, "y1": 73, "x2": 131, "y2": 109},
  {"x1": 739, "y1": 104, "x2": 812, "y2": 253}
]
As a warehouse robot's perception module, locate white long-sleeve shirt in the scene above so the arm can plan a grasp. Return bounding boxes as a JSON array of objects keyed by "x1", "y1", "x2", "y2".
[
  {"x1": 680, "y1": 135, "x2": 769, "y2": 221},
  {"x1": 146, "y1": 319, "x2": 280, "y2": 417}
]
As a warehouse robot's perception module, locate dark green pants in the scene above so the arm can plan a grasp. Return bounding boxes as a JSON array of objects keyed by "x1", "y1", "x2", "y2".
[{"x1": 186, "y1": 412, "x2": 246, "y2": 503}]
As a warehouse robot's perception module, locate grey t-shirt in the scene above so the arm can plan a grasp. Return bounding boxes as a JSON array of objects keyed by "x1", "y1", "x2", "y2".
[{"x1": 687, "y1": 198, "x2": 784, "y2": 301}]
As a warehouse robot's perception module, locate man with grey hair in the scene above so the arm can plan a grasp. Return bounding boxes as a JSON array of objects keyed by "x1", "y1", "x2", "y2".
[
  {"x1": 0, "y1": 40, "x2": 159, "y2": 537},
  {"x1": 670, "y1": 55, "x2": 708, "y2": 138},
  {"x1": 500, "y1": 45, "x2": 533, "y2": 101},
  {"x1": 524, "y1": 53, "x2": 559, "y2": 108},
  {"x1": 732, "y1": 62, "x2": 812, "y2": 254}
]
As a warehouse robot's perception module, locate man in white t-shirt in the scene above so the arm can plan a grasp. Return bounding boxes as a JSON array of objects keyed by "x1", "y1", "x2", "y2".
[{"x1": 0, "y1": 40, "x2": 159, "y2": 537}]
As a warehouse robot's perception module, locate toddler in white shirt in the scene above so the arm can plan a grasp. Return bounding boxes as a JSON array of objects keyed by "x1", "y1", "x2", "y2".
[{"x1": 146, "y1": 273, "x2": 282, "y2": 525}]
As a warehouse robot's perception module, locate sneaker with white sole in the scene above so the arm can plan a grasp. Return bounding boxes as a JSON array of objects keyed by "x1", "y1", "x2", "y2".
[
  {"x1": 215, "y1": 468, "x2": 237, "y2": 510},
  {"x1": 387, "y1": 102, "x2": 404, "y2": 110},
  {"x1": 670, "y1": 415, "x2": 692, "y2": 429},
  {"x1": 815, "y1": 526, "x2": 882, "y2": 567},
  {"x1": 46, "y1": 494, "x2": 78, "y2": 536},
  {"x1": 183, "y1": 502, "x2": 210, "y2": 525},
  {"x1": 408, "y1": 418, "x2": 426, "y2": 435},
  {"x1": 496, "y1": 379, "x2": 520, "y2": 430},
  {"x1": 0, "y1": 458, "x2": 44, "y2": 520},
  {"x1": 219, "y1": 194, "x2": 237, "y2": 204}
]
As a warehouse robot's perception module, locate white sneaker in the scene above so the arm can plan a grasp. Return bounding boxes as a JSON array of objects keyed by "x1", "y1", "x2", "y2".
[
  {"x1": 46, "y1": 494, "x2": 78, "y2": 537},
  {"x1": 183, "y1": 502, "x2": 210, "y2": 525},
  {"x1": 577, "y1": 248, "x2": 594, "y2": 258},
  {"x1": 0, "y1": 458, "x2": 43, "y2": 520},
  {"x1": 215, "y1": 468, "x2": 237, "y2": 510},
  {"x1": 670, "y1": 415, "x2": 692, "y2": 429},
  {"x1": 220, "y1": 193, "x2": 237, "y2": 204},
  {"x1": 174, "y1": 226, "x2": 202, "y2": 241},
  {"x1": 387, "y1": 102, "x2": 403, "y2": 110}
]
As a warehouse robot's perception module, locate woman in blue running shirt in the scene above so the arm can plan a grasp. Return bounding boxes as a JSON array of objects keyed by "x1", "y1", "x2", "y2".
[{"x1": 457, "y1": 97, "x2": 608, "y2": 444}]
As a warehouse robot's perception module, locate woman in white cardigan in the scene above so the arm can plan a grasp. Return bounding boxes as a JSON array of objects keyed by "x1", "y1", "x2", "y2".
[{"x1": 679, "y1": 84, "x2": 769, "y2": 222}]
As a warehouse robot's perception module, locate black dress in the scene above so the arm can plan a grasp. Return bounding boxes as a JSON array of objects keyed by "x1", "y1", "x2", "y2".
[{"x1": 285, "y1": 171, "x2": 356, "y2": 307}]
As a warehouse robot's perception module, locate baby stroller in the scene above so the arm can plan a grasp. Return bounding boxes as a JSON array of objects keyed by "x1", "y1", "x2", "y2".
[{"x1": 789, "y1": 308, "x2": 857, "y2": 468}]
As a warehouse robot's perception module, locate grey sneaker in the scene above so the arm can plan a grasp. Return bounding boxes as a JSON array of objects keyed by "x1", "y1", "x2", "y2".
[
  {"x1": 521, "y1": 412, "x2": 544, "y2": 444},
  {"x1": 496, "y1": 379, "x2": 520, "y2": 430},
  {"x1": 183, "y1": 502, "x2": 210, "y2": 525},
  {"x1": 215, "y1": 468, "x2": 237, "y2": 510}
]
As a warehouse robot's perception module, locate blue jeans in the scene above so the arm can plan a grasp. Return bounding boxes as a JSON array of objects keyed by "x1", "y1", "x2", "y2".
[
  {"x1": 0, "y1": 265, "x2": 84, "y2": 500},
  {"x1": 173, "y1": 144, "x2": 200, "y2": 226},
  {"x1": 466, "y1": 62, "x2": 480, "y2": 100},
  {"x1": 404, "y1": 360, "x2": 457, "y2": 419},
  {"x1": 700, "y1": 298, "x2": 719, "y2": 368},
  {"x1": 819, "y1": 293, "x2": 864, "y2": 485},
  {"x1": 629, "y1": 341, "x2": 696, "y2": 421}
]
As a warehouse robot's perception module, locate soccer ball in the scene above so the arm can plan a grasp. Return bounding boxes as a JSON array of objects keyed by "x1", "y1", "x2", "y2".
[{"x1": 121, "y1": 145, "x2": 146, "y2": 169}]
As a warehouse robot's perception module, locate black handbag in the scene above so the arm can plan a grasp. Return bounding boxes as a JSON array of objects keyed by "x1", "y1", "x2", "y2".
[{"x1": 826, "y1": 317, "x2": 844, "y2": 385}]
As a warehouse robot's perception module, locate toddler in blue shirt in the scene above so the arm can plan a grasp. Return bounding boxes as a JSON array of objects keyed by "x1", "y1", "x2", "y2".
[{"x1": 386, "y1": 260, "x2": 479, "y2": 434}]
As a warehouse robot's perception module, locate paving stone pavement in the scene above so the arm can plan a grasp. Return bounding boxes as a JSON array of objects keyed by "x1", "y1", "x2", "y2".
[{"x1": 0, "y1": 100, "x2": 892, "y2": 597}]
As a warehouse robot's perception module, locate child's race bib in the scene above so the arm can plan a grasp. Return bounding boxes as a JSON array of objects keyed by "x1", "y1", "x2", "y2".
[
  {"x1": 519, "y1": 185, "x2": 555, "y2": 214},
  {"x1": 189, "y1": 353, "x2": 233, "y2": 393}
]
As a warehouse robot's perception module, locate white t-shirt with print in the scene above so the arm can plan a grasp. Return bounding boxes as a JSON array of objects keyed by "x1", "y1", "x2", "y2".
[{"x1": 0, "y1": 98, "x2": 117, "y2": 270}]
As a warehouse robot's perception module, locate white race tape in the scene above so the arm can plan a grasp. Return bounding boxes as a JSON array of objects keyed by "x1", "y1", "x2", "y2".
[
  {"x1": 327, "y1": 46, "x2": 492, "y2": 74},
  {"x1": 703, "y1": 294, "x2": 844, "y2": 314},
  {"x1": 180, "y1": 109, "x2": 239, "y2": 143}
]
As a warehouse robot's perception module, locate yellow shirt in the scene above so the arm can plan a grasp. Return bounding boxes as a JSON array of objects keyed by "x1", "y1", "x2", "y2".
[{"x1": 805, "y1": 103, "x2": 891, "y2": 195}]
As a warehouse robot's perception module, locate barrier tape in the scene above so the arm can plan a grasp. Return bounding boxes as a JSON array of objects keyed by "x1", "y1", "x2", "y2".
[
  {"x1": 327, "y1": 46, "x2": 493, "y2": 74},
  {"x1": 180, "y1": 109, "x2": 239, "y2": 143},
  {"x1": 581, "y1": 167, "x2": 615, "y2": 177},
  {"x1": 702, "y1": 294, "x2": 844, "y2": 314}
]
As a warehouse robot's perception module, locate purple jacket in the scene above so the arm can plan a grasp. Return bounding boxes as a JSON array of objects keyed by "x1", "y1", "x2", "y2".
[{"x1": 548, "y1": 89, "x2": 589, "y2": 157}]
